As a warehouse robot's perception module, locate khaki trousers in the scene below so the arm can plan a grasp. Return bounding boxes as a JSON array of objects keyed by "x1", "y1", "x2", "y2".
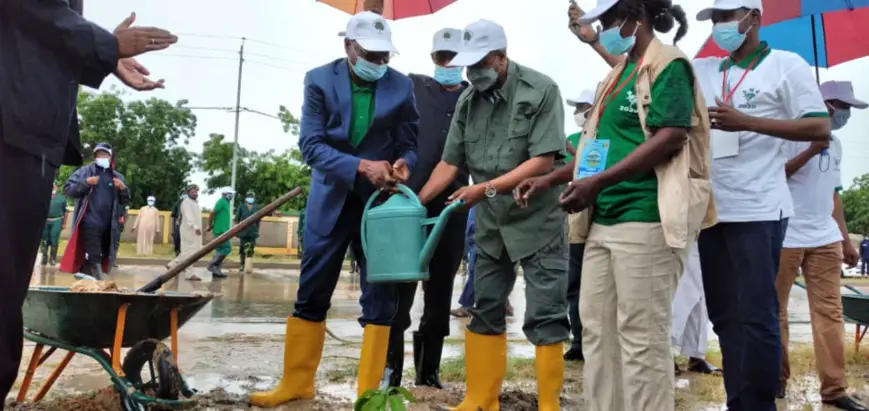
[
  {"x1": 580, "y1": 222, "x2": 687, "y2": 411},
  {"x1": 776, "y1": 242, "x2": 847, "y2": 401}
]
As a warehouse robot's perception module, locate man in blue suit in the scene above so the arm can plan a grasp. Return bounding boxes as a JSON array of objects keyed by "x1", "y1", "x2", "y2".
[{"x1": 250, "y1": 11, "x2": 418, "y2": 407}]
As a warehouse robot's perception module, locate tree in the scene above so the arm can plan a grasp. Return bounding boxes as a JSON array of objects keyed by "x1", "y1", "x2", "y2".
[
  {"x1": 842, "y1": 174, "x2": 869, "y2": 236},
  {"x1": 57, "y1": 88, "x2": 197, "y2": 210},
  {"x1": 199, "y1": 134, "x2": 311, "y2": 211}
]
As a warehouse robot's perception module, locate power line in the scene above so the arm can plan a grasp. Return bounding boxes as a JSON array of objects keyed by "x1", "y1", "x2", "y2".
[
  {"x1": 245, "y1": 59, "x2": 301, "y2": 72},
  {"x1": 175, "y1": 33, "x2": 332, "y2": 57},
  {"x1": 148, "y1": 53, "x2": 237, "y2": 61},
  {"x1": 174, "y1": 45, "x2": 239, "y2": 54}
]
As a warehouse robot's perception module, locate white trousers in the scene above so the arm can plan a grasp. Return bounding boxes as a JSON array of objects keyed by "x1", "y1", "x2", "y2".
[{"x1": 671, "y1": 242, "x2": 709, "y2": 359}]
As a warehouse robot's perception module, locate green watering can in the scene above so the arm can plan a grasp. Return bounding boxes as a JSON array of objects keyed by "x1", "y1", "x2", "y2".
[{"x1": 361, "y1": 184, "x2": 464, "y2": 283}]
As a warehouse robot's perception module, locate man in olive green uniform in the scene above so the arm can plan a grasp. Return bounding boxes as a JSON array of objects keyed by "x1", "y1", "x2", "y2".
[
  {"x1": 235, "y1": 191, "x2": 260, "y2": 273},
  {"x1": 40, "y1": 183, "x2": 67, "y2": 266},
  {"x1": 417, "y1": 19, "x2": 569, "y2": 411},
  {"x1": 206, "y1": 187, "x2": 233, "y2": 279}
]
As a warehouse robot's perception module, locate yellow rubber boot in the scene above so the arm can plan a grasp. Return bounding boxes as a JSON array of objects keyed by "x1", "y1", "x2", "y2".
[
  {"x1": 535, "y1": 343, "x2": 564, "y2": 411},
  {"x1": 450, "y1": 331, "x2": 507, "y2": 411},
  {"x1": 357, "y1": 324, "x2": 391, "y2": 398},
  {"x1": 249, "y1": 317, "x2": 325, "y2": 407}
]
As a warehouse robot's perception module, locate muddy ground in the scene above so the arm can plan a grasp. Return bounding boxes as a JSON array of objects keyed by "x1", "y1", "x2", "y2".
[{"x1": 7, "y1": 266, "x2": 869, "y2": 410}]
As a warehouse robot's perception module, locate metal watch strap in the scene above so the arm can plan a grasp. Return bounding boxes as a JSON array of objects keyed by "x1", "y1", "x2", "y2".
[{"x1": 484, "y1": 182, "x2": 497, "y2": 198}]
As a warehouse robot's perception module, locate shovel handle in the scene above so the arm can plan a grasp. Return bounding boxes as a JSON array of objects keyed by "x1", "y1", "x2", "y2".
[{"x1": 137, "y1": 187, "x2": 303, "y2": 293}]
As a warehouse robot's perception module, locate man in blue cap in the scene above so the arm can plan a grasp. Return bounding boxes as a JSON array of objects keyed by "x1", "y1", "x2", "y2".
[{"x1": 61, "y1": 143, "x2": 130, "y2": 279}]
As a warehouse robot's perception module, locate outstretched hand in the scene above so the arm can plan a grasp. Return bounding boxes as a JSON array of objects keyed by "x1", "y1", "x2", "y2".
[{"x1": 115, "y1": 58, "x2": 165, "y2": 91}]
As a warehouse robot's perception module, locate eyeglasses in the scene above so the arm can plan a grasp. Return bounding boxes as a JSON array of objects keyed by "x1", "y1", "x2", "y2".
[{"x1": 353, "y1": 43, "x2": 391, "y2": 65}]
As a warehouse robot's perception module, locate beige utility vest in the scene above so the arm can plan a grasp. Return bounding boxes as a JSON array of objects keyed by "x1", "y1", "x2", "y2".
[{"x1": 569, "y1": 38, "x2": 718, "y2": 249}]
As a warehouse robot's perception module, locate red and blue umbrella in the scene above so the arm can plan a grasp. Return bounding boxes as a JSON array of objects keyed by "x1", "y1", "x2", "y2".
[{"x1": 697, "y1": 0, "x2": 869, "y2": 69}]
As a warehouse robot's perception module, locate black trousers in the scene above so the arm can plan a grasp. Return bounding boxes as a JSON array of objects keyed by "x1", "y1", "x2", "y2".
[
  {"x1": 80, "y1": 225, "x2": 110, "y2": 267},
  {"x1": 0, "y1": 144, "x2": 55, "y2": 406},
  {"x1": 392, "y1": 207, "x2": 468, "y2": 337},
  {"x1": 567, "y1": 243, "x2": 585, "y2": 350},
  {"x1": 173, "y1": 226, "x2": 181, "y2": 256}
]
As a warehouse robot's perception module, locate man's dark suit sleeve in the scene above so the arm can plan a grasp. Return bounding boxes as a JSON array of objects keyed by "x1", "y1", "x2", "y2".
[
  {"x1": 394, "y1": 80, "x2": 419, "y2": 171},
  {"x1": 298, "y1": 71, "x2": 363, "y2": 188},
  {"x1": 3, "y1": 0, "x2": 119, "y2": 88}
]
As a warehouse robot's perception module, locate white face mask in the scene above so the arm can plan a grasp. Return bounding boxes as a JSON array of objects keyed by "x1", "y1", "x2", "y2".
[
  {"x1": 574, "y1": 111, "x2": 588, "y2": 128},
  {"x1": 147, "y1": 200, "x2": 156, "y2": 206},
  {"x1": 52, "y1": 190, "x2": 57, "y2": 195},
  {"x1": 95, "y1": 158, "x2": 110, "y2": 168}
]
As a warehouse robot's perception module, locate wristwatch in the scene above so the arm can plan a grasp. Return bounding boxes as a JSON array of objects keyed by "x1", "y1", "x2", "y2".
[{"x1": 484, "y1": 182, "x2": 497, "y2": 198}]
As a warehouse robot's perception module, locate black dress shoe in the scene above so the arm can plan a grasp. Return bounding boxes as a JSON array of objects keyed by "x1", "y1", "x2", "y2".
[
  {"x1": 776, "y1": 383, "x2": 787, "y2": 399},
  {"x1": 823, "y1": 394, "x2": 869, "y2": 411},
  {"x1": 414, "y1": 332, "x2": 444, "y2": 389},
  {"x1": 687, "y1": 357, "x2": 722, "y2": 376},
  {"x1": 563, "y1": 347, "x2": 584, "y2": 362}
]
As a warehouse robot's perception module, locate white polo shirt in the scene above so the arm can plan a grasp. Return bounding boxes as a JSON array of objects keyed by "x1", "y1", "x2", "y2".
[
  {"x1": 781, "y1": 136, "x2": 843, "y2": 248},
  {"x1": 693, "y1": 46, "x2": 829, "y2": 223}
]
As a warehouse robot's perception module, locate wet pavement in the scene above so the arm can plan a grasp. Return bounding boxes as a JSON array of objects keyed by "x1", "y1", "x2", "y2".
[{"x1": 8, "y1": 265, "x2": 864, "y2": 409}]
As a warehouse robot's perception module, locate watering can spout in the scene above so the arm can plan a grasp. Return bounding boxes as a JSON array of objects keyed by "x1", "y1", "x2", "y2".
[{"x1": 419, "y1": 200, "x2": 465, "y2": 272}]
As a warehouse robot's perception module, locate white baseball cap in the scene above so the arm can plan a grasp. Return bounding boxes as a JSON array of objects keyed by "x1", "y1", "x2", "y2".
[
  {"x1": 147, "y1": 196, "x2": 156, "y2": 202},
  {"x1": 448, "y1": 20, "x2": 508, "y2": 67},
  {"x1": 567, "y1": 89, "x2": 596, "y2": 107},
  {"x1": 221, "y1": 187, "x2": 236, "y2": 195},
  {"x1": 345, "y1": 11, "x2": 398, "y2": 53},
  {"x1": 431, "y1": 28, "x2": 462, "y2": 54},
  {"x1": 577, "y1": 0, "x2": 619, "y2": 25},
  {"x1": 821, "y1": 80, "x2": 868, "y2": 109},
  {"x1": 696, "y1": 0, "x2": 764, "y2": 21}
]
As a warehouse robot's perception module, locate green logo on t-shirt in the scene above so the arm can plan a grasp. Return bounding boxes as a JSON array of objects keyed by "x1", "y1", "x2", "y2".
[
  {"x1": 739, "y1": 88, "x2": 760, "y2": 110},
  {"x1": 620, "y1": 90, "x2": 638, "y2": 113}
]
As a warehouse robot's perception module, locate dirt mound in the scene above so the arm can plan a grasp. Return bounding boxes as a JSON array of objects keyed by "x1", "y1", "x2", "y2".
[
  {"x1": 6, "y1": 385, "x2": 581, "y2": 410},
  {"x1": 406, "y1": 386, "x2": 583, "y2": 410}
]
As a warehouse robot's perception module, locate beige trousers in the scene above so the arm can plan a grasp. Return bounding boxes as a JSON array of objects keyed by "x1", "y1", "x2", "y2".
[
  {"x1": 776, "y1": 242, "x2": 847, "y2": 401},
  {"x1": 580, "y1": 222, "x2": 687, "y2": 411}
]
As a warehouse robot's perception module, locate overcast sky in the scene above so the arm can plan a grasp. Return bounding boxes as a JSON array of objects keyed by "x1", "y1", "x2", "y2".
[{"x1": 85, "y1": 0, "x2": 869, "y2": 207}]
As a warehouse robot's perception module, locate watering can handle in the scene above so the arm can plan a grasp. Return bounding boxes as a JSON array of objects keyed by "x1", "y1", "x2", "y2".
[{"x1": 360, "y1": 184, "x2": 421, "y2": 259}]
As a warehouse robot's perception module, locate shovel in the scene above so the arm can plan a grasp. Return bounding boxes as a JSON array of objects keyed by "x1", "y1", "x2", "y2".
[{"x1": 137, "y1": 187, "x2": 303, "y2": 293}]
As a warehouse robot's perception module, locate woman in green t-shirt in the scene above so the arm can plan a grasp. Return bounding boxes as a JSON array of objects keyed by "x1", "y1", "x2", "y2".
[{"x1": 517, "y1": 0, "x2": 696, "y2": 409}]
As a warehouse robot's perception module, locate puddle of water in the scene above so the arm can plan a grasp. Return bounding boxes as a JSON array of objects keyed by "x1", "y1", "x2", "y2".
[{"x1": 17, "y1": 265, "x2": 861, "y2": 410}]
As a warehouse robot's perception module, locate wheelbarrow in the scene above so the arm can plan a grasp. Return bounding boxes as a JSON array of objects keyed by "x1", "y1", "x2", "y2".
[
  {"x1": 794, "y1": 279, "x2": 869, "y2": 357},
  {"x1": 15, "y1": 188, "x2": 302, "y2": 410}
]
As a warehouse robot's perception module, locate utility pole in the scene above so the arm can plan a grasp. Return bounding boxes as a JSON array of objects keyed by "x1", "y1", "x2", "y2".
[{"x1": 229, "y1": 37, "x2": 245, "y2": 220}]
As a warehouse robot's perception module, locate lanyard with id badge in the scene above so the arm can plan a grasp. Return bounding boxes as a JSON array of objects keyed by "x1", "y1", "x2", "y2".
[
  {"x1": 712, "y1": 50, "x2": 765, "y2": 159},
  {"x1": 578, "y1": 59, "x2": 643, "y2": 180}
]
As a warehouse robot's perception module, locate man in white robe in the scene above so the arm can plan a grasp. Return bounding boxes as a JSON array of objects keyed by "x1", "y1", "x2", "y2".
[
  {"x1": 167, "y1": 185, "x2": 203, "y2": 281},
  {"x1": 133, "y1": 195, "x2": 160, "y2": 255},
  {"x1": 672, "y1": 242, "x2": 720, "y2": 375}
]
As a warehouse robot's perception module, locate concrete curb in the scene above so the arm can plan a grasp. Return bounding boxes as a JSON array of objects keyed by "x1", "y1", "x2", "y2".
[{"x1": 59, "y1": 255, "x2": 308, "y2": 270}]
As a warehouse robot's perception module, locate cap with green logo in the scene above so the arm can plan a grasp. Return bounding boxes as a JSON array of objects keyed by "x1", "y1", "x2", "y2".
[
  {"x1": 431, "y1": 28, "x2": 462, "y2": 54},
  {"x1": 345, "y1": 11, "x2": 398, "y2": 53},
  {"x1": 448, "y1": 20, "x2": 508, "y2": 67}
]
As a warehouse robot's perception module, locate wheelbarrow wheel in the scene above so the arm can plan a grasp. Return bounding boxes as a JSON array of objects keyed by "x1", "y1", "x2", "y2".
[{"x1": 122, "y1": 339, "x2": 183, "y2": 401}]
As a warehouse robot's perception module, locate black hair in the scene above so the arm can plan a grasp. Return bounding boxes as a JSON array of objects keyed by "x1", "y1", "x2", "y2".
[{"x1": 604, "y1": 0, "x2": 689, "y2": 44}]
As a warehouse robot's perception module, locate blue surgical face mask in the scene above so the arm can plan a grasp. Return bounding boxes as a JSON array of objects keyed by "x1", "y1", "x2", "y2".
[
  {"x1": 831, "y1": 107, "x2": 851, "y2": 130},
  {"x1": 434, "y1": 66, "x2": 463, "y2": 86},
  {"x1": 246, "y1": 197, "x2": 254, "y2": 204},
  {"x1": 147, "y1": 200, "x2": 155, "y2": 206},
  {"x1": 353, "y1": 56, "x2": 387, "y2": 82},
  {"x1": 599, "y1": 21, "x2": 638, "y2": 56},
  {"x1": 95, "y1": 158, "x2": 110, "y2": 169},
  {"x1": 712, "y1": 15, "x2": 752, "y2": 53}
]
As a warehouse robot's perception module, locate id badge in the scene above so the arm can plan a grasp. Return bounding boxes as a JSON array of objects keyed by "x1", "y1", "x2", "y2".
[
  {"x1": 576, "y1": 139, "x2": 610, "y2": 179},
  {"x1": 710, "y1": 129, "x2": 739, "y2": 159}
]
